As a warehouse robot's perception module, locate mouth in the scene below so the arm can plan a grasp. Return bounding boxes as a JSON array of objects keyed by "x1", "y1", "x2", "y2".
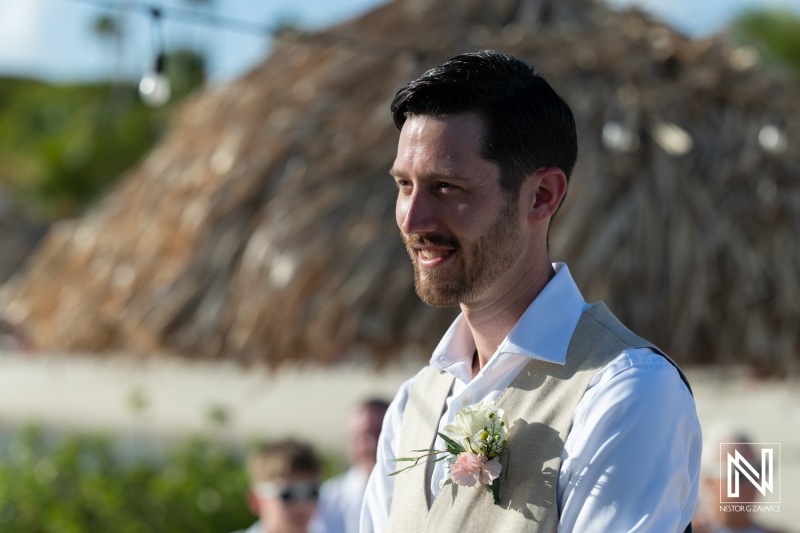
[{"x1": 415, "y1": 247, "x2": 456, "y2": 267}]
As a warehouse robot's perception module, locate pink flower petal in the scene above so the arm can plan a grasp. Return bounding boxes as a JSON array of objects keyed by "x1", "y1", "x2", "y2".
[
  {"x1": 450, "y1": 452, "x2": 483, "y2": 487},
  {"x1": 480, "y1": 458, "x2": 502, "y2": 484},
  {"x1": 450, "y1": 453, "x2": 503, "y2": 488}
]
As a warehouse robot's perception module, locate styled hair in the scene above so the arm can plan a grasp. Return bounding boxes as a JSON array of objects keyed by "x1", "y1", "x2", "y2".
[
  {"x1": 359, "y1": 398, "x2": 390, "y2": 413},
  {"x1": 391, "y1": 50, "x2": 578, "y2": 197},
  {"x1": 247, "y1": 439, "x2": 321, "y2": 484}
]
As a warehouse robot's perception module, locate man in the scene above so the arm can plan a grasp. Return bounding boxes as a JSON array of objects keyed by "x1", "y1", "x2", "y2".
[
  {"x1": 360, "y1": 50, "x2": 701, "y2": 532},
  {"x1": 315, "y1": 399, "x2": 389, "y2": 533},
  {"x1": 233, "y1": 439, "x2": 322, "y2": 533}
]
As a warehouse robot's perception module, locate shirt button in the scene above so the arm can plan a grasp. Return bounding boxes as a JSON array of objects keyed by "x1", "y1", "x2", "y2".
[{"x1": 460, "y1": 395, "x2": 471, "y2": 405}]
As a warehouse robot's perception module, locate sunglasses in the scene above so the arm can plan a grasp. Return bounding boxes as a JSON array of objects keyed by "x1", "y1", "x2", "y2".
[{"x1": 255, "y1": 481, "x2": 320, "y2": 503}]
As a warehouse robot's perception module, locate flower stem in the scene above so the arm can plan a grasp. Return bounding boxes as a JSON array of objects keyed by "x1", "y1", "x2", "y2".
[{"x1": 491, "y1": 478, "x2": 500, "y2": 505}]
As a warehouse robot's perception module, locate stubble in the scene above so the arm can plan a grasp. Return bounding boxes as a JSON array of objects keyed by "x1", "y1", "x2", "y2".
[{"x1": 403, "y1": 195, "x2": 522, "y2": 307}]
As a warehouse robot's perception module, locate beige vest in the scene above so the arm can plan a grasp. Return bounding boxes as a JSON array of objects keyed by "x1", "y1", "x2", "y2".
[{"x1": 386, "y1": 302, "x2": 688, "y2": 533}]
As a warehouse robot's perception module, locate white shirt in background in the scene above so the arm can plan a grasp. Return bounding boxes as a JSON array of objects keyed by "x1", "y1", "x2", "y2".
[{"x1": 313, "y1": 467, "x2": 369, "y2": 533}]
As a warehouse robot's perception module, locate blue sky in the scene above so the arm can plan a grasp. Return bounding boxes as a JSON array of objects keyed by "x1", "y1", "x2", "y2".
[{"x1": 1, "y1": 0, "x2": 799, "y2": 84}]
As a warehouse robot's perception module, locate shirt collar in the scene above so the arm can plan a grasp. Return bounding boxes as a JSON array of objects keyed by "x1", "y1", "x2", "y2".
[{"x1": 430, "y1": 263, "x2": 587, "y2": 373}]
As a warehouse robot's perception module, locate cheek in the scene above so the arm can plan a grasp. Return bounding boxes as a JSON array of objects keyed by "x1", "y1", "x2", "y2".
[
  {"x1": 259, "y1": 498, "x2": 274, "y2": 515},
  {"x1": 396, "y1": 196, "x2": 408, "y2": 229},
  {"x1": 290, "y1": 501, "x2": 317, "y2": 522},
  {"x1": 260, "y1": 498, "x2": 287, "y2": 522},
  {"x1": 352, "y1": 434, "x2": 379, "y2": 454}
]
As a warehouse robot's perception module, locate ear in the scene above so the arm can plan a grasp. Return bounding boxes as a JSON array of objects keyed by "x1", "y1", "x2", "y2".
[
  {"x1": 247, "y1": 489, "x2": 261, "y2": 516},
  {"x1": 527, "y1": 167, "x2": 567, "y2": 223}
]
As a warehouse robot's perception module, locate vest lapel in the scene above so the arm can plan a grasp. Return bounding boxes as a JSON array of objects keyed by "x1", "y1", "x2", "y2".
[{"x1": 386, "y1": 366, "x2": 454, "y2": 533}]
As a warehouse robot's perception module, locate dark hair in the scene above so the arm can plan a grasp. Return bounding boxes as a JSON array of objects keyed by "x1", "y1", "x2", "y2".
[
  {"x1": 391, "y1": 50, "x2": 578, "y2": 197},
  {"x1": 359, "y1": 398, "x2": 390, "y2": 412}
]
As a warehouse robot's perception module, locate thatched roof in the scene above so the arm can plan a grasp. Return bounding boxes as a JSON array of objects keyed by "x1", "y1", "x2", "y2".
[{"x1": 2, "y1": 0, "x2": 799, "y2": 372}]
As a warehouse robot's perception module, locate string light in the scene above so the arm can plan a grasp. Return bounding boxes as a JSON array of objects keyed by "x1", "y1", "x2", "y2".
[
  {"x1": 138, "y1": 7, "x2": 170, "y2": 106},
  {"x1": 758, "y1": 124, "x2": 788, "y2": 155},
  {"x1": 139, "y1": 52, "x2": 171, "y2": 106},
  {"x1": 602, "y1": 121, "x2": 639, "y2": 153},
  {"x1": 651, "y1": 122, "x2": 693, "y2": 157},
  {"x1": 57, "y1": 0, "x2": 415, "y2": 95},
  {"x1": 60, "y1": 0, "x2": 409, "y2": 54},
  {"x1": 62, "y1": 0, "x2": 274, "y2": 36}
]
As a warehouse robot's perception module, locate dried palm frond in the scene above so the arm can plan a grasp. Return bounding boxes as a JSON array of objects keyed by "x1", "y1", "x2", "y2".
[{"x1": 2, "y1": 0, "x2": 798, "y2": 373}]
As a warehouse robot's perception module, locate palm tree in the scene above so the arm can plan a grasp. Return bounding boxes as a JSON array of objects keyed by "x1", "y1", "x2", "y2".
[
  {"x1": 732, "y1": 9, "x2": 800, "y2": 79},
  {"x1": 91, "y1": 13, "x2": 123, "y2": 82}
]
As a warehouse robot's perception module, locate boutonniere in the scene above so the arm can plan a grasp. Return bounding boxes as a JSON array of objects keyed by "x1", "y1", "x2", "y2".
[{"x1": 390, "y1": 400, "x2": 510, "y2": 504}]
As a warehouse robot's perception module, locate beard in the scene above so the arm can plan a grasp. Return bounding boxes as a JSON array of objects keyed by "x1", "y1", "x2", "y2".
[{"x1": 402, "y1": 196, "x2": 523, "y2": 307}]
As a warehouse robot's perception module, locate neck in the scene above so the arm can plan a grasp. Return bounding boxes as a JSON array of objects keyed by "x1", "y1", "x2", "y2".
[
  {"x1": 356, "y1": 461, "x2": 376, "y2": 477},
  {"x1": 462, "y1": 262, "x2": 555, "y2": 377}
]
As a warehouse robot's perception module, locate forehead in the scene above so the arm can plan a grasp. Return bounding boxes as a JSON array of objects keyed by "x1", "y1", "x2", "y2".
[
  {"x1": 350, "y1": 405, "x2": 386, "y2": 429},
  {"x1": 394, "y1": 113, "x2": 489, "y2": 176}
]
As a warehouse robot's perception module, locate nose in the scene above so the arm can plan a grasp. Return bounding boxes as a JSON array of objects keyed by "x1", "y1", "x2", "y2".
[{"x1": 397, "y1": 188, "x2": 438, "y2": 235}]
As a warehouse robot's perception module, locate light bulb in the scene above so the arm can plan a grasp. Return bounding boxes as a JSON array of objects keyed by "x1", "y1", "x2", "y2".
[
  {"x1": 651, "y1": 122, "x2": 693, "y2": 157},
  {"x1": 602, "y1": 121, "x2": 639, "y2": 153},
  {"x1": 139, "y1": 72, "x2": 171, "y2": 107},
  {"x1": 758, "y1": 125, "x2": 788, "y2": 155},
  {"x1": 139, "y1": 52, "x2": 170, "y2": 107}
]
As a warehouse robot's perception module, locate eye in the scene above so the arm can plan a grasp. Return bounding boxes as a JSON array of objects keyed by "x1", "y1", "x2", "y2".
[
  {"x1": 394, "y1": 179, "x2": 412, "y2": 192},
  {"x1": 436, "y1": 181, "x2": 456, "y2": 192}
]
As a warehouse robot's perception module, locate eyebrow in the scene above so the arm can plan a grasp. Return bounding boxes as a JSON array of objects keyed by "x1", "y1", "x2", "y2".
[{"x1": 388, "y1": 167, "x2": 462, "y2": 181}]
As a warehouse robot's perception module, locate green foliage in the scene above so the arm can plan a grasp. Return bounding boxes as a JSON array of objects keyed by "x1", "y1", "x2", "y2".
[
  {"x1": 0, "y1": 425, "x2": 255, "y2": 533},
  {"x1": 0, "y1": 50, "x2": 204, "y2": 218},
  {"x1": 732, "y1": 9, "x2": 800, "y2": 77},
  {"x1": 92, "y1": 15, "x2": 122, "y2": 40}
]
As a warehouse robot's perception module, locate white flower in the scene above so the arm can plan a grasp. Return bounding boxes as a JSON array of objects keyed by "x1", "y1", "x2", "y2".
[
  {"x1": 442, "y1": 400, "x2": 510, "y2": 457},
  {"x1": 392, "y1": 399, "x2": 511, "y2": 505}
]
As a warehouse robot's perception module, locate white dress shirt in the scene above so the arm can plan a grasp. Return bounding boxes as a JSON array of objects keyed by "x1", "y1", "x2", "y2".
[
  {"x1": 230, "y1": 520, "x2": 264, "y2": 533},
  {"x1": 360, "y1": 263, "x2": 701, "y2": 532},
  {"x1": 314, "y1": 467, "x2": 370, "y2": 533}
]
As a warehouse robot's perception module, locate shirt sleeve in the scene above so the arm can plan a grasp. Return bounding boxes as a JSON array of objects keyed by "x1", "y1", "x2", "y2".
[
  {"x1": 557, "y1": 348, "x2": 702, "y2": 533},
  {"x1": 360, "y1": 369, "x2": 424, "y2": 533}
]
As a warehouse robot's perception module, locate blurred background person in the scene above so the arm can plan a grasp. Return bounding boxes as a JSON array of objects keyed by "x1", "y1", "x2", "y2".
[
  {"x1": 0, "y1": 317, "x2": 33, "y2": 352},
  {"x1": 693, "y1": 428, "x2": 784, "y2": 533},
  {"x1": 233, "y1": 439, "x2": 322, "y2": 533},
  {"x1": 313, "y1": 399, "x2": 389, "y2": 533}
]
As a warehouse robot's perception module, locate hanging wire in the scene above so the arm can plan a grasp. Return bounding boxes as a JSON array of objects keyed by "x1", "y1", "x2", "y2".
[
  {"x1": 59, "y1": 0, "x2": 415, "y2": 57},
  {"x1": 63, "y1": 0, "x2": 274, "y2": 35},
  {"x1": 149, "y1": 7, "x2": 165, "y2": 55}
]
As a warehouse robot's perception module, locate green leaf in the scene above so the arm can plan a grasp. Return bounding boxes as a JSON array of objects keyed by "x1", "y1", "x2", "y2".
[
  {"x1": 388, "y1": 464, "x2": 419, "y2": 476},
  {"x1": 437, "y1": 432, "x2": 465, "y2": 454}
]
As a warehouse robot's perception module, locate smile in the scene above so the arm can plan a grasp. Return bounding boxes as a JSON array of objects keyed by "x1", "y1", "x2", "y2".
[
  {"x1": 420, "y1": 249, "x2": 449, "y2": 259},
  {"x1": 416, "y1": 247, "x2": 455, "y2": 267}
]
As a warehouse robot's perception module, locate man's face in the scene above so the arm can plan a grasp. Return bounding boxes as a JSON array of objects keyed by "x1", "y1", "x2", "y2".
[
  {"x1": 348, "y1": 405, "x2": 387, "y2": 472},
  {"x1": 253, "y1": 474, "x2": 319, "y2": 533},
  {"x1": 392, "y1": 113, "x2": 525, "y2": 307}
]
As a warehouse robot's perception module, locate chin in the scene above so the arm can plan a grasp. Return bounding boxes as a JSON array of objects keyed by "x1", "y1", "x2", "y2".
[{"x1": 415, "y1": 284, "x2": 463, "y2": 308}]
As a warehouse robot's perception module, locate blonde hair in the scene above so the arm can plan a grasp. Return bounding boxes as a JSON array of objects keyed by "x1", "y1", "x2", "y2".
[{"x1": 247, "y1": 439, "x2": 321, "y2": 484}]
